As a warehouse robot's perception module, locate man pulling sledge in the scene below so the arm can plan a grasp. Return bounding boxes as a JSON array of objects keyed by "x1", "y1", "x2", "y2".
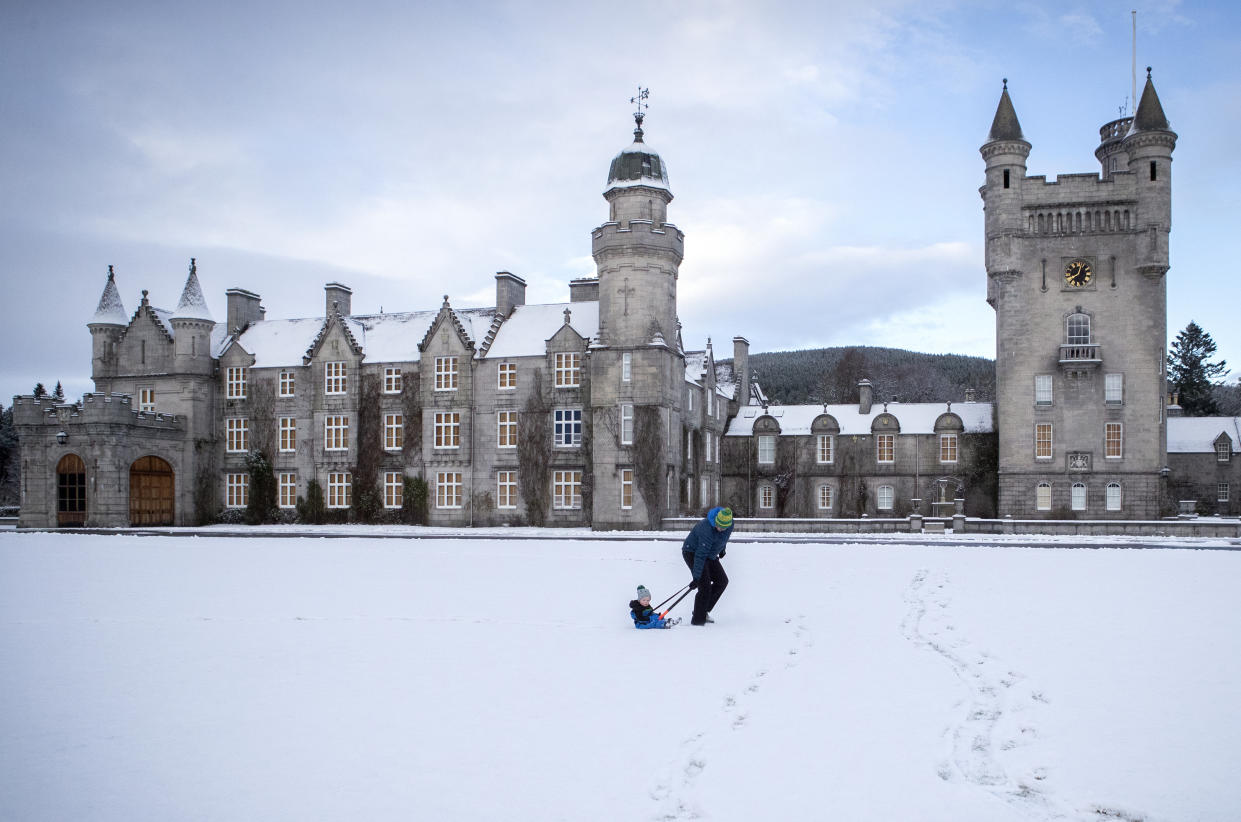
[{"x1": 682, "y1": 506, "x2": 734, "y2": 626}]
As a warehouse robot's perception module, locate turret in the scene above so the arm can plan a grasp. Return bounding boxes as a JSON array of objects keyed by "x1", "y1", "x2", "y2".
[
  {"x1": 88, "y1": 265, "x2": 127, "y2": 383},
  {"x1": 979, "y1": 80, "x2": 1032, "y2": 280},
  {"x1": 170, "y1": 258, "x2": 215, "y2": 375},
  {"x1": 593, "y1": 109, "x2": 684, "y2": 347},
  {"x1": 1123, "y1": 68, "x2": 1177, "y2": 277}
]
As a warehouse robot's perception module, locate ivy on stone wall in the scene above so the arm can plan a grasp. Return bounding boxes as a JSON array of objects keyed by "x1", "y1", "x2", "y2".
[
  {"x1": 401, "y1": 372, "x2": 422, "y2": 465},
  {"x1": 633, "y1": 405, "x2": 665, "y2": 529},
  {"x1": 244, "y1": 449, "x2": 278, "y2": 524},
  {"x1": 352, "y1": 373, "x2": 383, "y2": 522},
  {"x1": 193, "y1": 437, "x2": 219, "y2": 525},
  {"x1": 402, "y1": 476, "x2": 429, "y2": 525},
  {"x1": 248, "y1": 377, "x2": 277, "y2": 461},
  {"x1": 518, "y1": 369, "x2": 551, "y2": 526}
]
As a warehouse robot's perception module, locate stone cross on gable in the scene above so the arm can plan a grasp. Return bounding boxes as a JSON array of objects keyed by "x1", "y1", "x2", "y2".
[
  {"x1": 619, "y1": 277, "x2": 636, "y2": 316},
  {"x1": 563, "y1": 307, "x2": 571, "y2": 325}
]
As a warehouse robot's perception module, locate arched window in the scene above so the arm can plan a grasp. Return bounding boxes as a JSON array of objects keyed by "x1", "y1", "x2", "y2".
[
  {"x1": 877, "y1": 485, "x2": 894, "y2": 511},
  {"x1": 1036, "y1": 482, "x2": 1052, "y2": 511},
  {"x1": 1071, "y1": 482, "x2": 1087, "y2": 511},
  {"x1": 56, "y1": 454, "x2": 87, "y2": 527},
  {"x1": 818, "y1": 485, "x2": 833, "y2": 511},
  {"x1": 1106, "y1": 482, "x2": 1122, "y2": 512},
  {"x1": 1066, "y1": 314, "x2": 1091, "y2": 345},
  {"x1": 758, "y1": 483, "x2": 774, "y2": 510}
]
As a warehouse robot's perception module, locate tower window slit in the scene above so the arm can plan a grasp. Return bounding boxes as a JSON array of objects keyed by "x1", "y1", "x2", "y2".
[
  {"x1": 1003, "y1": 169, "x2": 1010, "y2": 189},
  {"x1": 1150, "y1": 161, "x2": 1157, "y2": 181}
]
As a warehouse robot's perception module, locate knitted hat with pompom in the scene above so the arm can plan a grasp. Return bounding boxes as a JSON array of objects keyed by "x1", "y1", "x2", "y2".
[{"x1": 636, "y1": 585, "x2": 651, "y2": 601}]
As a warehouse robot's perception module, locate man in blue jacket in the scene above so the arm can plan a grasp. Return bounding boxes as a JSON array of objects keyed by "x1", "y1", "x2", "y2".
[{"x1": 682, "y1": 506, "x2": 734, "y2": 626}]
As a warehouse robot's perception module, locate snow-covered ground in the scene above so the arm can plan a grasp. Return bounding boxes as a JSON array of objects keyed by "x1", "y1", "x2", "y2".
[{"x1": 2, "y1": 531, "x2": 1238, "y2": 822}]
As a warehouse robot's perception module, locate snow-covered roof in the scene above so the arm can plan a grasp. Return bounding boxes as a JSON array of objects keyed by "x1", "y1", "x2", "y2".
[
  {"x1": 91, "y1": 270, "x2": 128, "y2": 325},
  {"x1": 685, "y1": 351, "x2": 707, "y2": 386},
  {"x1": 1167, "y1": 416, "x2": 1240, "y2": 453},
  {"x1": 151, "y1": 307, "x2": 175, "y2": 337},
  {"x1": 231, "y1": 303, "x2": 540, "y2": 368},
  {"x1": 487, "y1": 302, "x2": 599, "y2": 359},
  {"x1": 232, "y1": 317, "x2": 326, "y2": 367},
  {"x1": 714, "y1": 363, "x2": 737, "y2": 400},
  {"x1": 724, "y1": 402, "x2": 995, "y2": 437},
  {"x1": 351, "y1": 310, "x2": 436, "y2": 362}
]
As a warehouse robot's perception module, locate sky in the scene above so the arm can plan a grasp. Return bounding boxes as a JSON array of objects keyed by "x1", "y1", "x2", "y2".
[{"x1": 2, "y1": 0, "x2": 1239, "y2": 404}]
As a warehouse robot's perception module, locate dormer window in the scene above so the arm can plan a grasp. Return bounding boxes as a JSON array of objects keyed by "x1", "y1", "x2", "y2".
[
  {"x1": 555, "y1": 352, "x2": 581, "y2": 388},
  {"x1": 325, "y1": 362, "x2": 347, "y2": 395},
  {"x1": 435, "y1": 357, "x2": 458, "y2": 391},
  {"x1": 1218, "y1": 441, "x2": 1233, "y2": 463}
]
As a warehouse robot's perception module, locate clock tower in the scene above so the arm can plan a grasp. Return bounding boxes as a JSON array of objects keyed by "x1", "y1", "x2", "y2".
[{"x1": 982, "y1": 72, "x2": 1176, "y2": 518}]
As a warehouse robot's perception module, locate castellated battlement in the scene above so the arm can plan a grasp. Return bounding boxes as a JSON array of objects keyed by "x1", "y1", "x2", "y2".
[
  {"x1": 591, "y1": 220, "x2": 684, "y2": 262},
  {"x1": 12, "y1": 392, "x2": 182, "y2": 430},
  {"x1": 1021, "y1": 171, "x2": 1138, "y2": 202}
]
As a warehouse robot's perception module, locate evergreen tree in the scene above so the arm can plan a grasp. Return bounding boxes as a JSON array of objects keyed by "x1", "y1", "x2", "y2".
[
  {"x1": 32, "y1": 383, "x2": 46, "y2": 399},
  {"x1": 1168, "y1": 321, "x2": 1230, "y2": 416},
  {"x1": 52, "y1": 381, "x2": 64, "y2": 401},
  {"x1": 0, "y1": 403, "x2": 17, "y2": 504}
]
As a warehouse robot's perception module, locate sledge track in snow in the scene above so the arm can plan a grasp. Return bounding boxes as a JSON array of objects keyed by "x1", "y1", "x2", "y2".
[{"x1": 649, "y1": 614, "x2": 813, "y2": 821}]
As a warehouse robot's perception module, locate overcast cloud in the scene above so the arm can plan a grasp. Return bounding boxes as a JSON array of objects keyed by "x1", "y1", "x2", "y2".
[{"x1": 2, "y1": 0, "x2": 1238, "y2": 403}]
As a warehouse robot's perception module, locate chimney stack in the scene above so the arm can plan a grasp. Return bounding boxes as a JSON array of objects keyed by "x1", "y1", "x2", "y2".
[
  {"x1": 495, "y1": 272, "x2": 526, "y2": 317},
  {"x1": 858, "y1": 379, "x2": 873, "y2": 414},
  {"x1": 733, "y1": 336, "x2": 750, "y2": 405},
  {"x1": 325, "y1": 282, "x2": 352, "y2": 316},
  {"x1": 225, "y1": 288, "x2": 264, "y2": 335},
  {"x1": 569, "y1": 277, "x2": 599, "y2": 302}
]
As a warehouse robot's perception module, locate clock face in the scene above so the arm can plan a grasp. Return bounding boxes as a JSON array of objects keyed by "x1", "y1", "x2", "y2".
[{"x1": 1064, "y1": 260, "x2": 1093, "y2": 287}]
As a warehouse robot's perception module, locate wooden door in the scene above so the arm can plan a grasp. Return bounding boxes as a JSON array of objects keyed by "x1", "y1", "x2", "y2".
[{"x1": 129, "y1": 456, "x2": 175, "y2": 526}]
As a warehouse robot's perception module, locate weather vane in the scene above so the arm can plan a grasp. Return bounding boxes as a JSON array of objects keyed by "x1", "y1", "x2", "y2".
[{"x1": 630, "y1": 86, "x2": 649, "y2": 139}]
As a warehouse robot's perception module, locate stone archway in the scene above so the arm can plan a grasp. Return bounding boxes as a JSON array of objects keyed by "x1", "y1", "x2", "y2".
[
  {"x1": 56, "y1": 453, "x2": 87, "y2": 527},
  {"x1": 130, "y1": 456, "x2": 174, "y2": 526}
]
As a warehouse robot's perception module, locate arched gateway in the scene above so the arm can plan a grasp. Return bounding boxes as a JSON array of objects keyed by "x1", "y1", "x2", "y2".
[{"x1": 130, "y1": 456, "x2": 174, "y2": 526}]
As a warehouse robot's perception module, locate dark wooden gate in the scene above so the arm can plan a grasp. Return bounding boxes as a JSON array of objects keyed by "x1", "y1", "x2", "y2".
[
  {"x1": 129, "y1": 456, "x2": 175, "y2": 526},
  {"x1": 56, "y1": 454, "x2": 87, "y2": 527}
]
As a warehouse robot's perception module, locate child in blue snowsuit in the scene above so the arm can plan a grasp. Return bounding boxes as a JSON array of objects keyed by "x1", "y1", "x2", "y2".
[{"x1": 630, "y1": 585, "x2": 678, "y2": 629}]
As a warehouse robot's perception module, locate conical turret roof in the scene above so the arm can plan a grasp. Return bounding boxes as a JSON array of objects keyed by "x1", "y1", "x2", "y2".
[
  {"x1": 91, "y1": 266, "x2": 128, "y2": 325},
  {"x1": 986, "y1": 81, "x2": 1026, "y2": 142},
  {"x1": 173, "y1": 258, "x2": 214, "y2": 321},
  {"x1": 1129, "y1": 68, "x2": 1170, "y2": 133}
]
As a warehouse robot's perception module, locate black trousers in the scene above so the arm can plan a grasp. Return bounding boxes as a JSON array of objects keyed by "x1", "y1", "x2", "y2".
[{"x1": 683, "y1": 552, "x2": 729, "y2": 622}]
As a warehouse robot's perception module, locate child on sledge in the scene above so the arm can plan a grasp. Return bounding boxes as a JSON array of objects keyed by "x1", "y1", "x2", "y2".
[{"x1": 629, "y1": 585, "x2": 680, "y2": 629}]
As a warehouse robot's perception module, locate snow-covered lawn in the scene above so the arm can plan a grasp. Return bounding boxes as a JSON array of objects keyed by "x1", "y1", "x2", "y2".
[{"x1": 2, "y1": 531, "x2": 1238, "y2": 822}]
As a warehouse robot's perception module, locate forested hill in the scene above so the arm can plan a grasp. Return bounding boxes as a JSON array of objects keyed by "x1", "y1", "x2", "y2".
[{"x1": 718, "y1": 346, "x2": 996, "y2": 406}]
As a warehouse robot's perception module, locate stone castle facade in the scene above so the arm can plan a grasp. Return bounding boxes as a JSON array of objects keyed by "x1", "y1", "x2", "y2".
[{"x1": 13, "y1": 77, "x2": 1239, "y2": 527}]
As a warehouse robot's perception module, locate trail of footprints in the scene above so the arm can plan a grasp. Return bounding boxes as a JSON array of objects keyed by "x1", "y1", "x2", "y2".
[
  {"x1": 651, "y1": 615, "x2": 812, "y2": 821},
  {"x1": 902, "y1": 568, "x2": 1065, "y2": 817},
  {"x1": 902, "y1": 569, "x2": 1157, "y2": 822}
]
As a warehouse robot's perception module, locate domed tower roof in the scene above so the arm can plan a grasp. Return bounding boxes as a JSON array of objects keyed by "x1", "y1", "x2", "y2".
[{"x1": 605, "y1": 111, "x2": 670, "y2": 194}]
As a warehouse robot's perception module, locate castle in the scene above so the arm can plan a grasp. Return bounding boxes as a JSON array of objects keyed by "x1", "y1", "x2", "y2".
[{"x1": 12, "y1": 76, "x2": 1239, "y2": 528}]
